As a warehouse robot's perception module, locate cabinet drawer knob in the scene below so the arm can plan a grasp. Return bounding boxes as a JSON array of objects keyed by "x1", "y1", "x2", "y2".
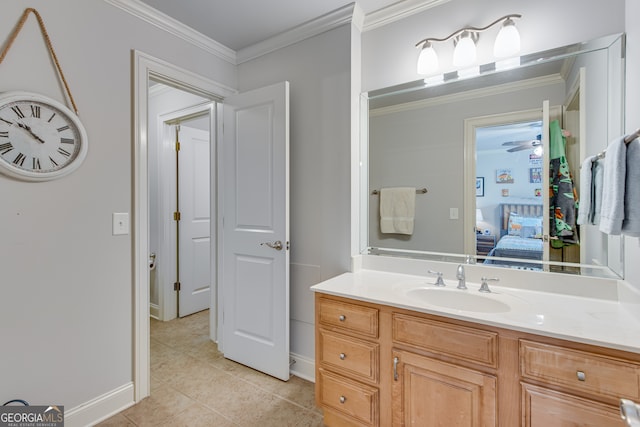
[
  {"x1": 577, "y1": 370, "x2": 586, "y2": 381},
  {"x1": 338, "y1": 314, "x2": 346, "y2": 322},
  {"x1": 339, "y1": 353, "x2": 346, "y2": 360},
  {"x1": 339, "y1": 395, "x2": 347, "y2": 404}
]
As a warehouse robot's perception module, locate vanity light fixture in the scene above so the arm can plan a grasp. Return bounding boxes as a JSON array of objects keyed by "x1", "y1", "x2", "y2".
[{"x1": 416, "y1": 14, "x2": 522, "y2": 77}]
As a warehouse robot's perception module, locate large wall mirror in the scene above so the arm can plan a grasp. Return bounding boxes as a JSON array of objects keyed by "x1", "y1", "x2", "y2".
[{"x1": 363, "y1": 33, "x2": 625, "y2": 279}]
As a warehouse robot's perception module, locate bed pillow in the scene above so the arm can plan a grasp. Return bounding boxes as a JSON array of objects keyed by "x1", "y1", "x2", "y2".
[
  {"x1": 521, "y1": 216, "x2": 543, "y2": 238},
  {"x1": 507, "y1": 213, "x2": 523, "y2": 236}
]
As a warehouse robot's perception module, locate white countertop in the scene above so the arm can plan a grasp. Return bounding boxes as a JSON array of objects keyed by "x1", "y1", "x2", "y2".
[{"x1": 311, "y1": 269, "x2": 640, "y2": 354}]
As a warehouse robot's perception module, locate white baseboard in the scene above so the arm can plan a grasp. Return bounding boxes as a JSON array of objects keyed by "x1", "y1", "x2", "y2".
[
  {"x1": 65, "y1": 382, "x2": 135, "y2": 427},
  {"x1": 150, "y1": 303, "x2": 160, "y2": 320},
  {"x1": 290, "y1": 352, "x2": 315, "y2": 383}
]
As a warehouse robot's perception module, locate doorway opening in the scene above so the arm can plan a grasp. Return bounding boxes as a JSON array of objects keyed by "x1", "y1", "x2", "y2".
[
  {"x1": 133, "y1": 50, "x2": 234, "y2": 401},
  {"x1": 134, "y1": 51, "x2": 291, "y2": 402},
  {"x1": 148, "y1": 79, "x2": 215, "y2": 321}
]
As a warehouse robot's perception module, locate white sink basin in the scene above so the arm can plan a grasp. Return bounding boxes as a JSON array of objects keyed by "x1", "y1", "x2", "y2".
[{"x1": 405, "y1": 287, "x2": 511, "y2": 313}]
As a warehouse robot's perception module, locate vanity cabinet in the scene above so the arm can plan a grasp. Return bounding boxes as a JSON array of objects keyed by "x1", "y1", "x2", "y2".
[
  {"x1": 315, "y1": 293, "x2": 640, "y2": 426},
  {"x1": 316, "y1": 297, "x2": 381, "y2": 426}
]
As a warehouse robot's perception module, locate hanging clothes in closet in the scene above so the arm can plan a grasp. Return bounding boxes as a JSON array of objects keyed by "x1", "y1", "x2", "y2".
[{"x1": 549, "y1": 119, "x2": 579, "y2": 246}]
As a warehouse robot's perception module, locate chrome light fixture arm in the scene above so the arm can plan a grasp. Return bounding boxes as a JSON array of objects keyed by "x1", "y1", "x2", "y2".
[{"x1": 415, "y1": 14, "x2": 522, "y2": 48}]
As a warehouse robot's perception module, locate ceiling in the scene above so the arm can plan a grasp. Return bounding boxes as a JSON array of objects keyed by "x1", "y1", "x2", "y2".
[{"x1": 137, "y1": 0, "x2": 435, "y2": 51}]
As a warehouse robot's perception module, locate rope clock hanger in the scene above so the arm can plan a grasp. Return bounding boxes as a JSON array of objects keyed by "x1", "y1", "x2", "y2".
[{"x1": 0, "y1": 8, "x2": 88, "y2": 182}]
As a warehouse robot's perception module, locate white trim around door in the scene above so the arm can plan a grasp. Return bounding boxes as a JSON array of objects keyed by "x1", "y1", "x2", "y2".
[{"x1": 133, "y1": 50, "x2": 234, "y2": 401}]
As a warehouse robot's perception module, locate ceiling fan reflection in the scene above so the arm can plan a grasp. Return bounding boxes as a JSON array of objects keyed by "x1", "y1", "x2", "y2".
[{"x1": 502, "y1": 135, "x2": 542, "y2": 152}]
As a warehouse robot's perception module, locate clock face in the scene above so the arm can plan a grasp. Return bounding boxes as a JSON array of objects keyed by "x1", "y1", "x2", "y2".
[{"x1": 0, "y1": 92, "x2": 88, "y2": 181}]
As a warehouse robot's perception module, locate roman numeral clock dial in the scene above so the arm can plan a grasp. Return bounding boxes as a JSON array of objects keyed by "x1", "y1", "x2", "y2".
[{"x1": 0, "y1": 91, "x2": 88, "y2": 181}]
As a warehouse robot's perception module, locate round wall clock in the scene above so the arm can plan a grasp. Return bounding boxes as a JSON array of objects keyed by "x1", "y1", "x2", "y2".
[{"x1": 0, "y1": 91, "x2": 88, "y2": 181}]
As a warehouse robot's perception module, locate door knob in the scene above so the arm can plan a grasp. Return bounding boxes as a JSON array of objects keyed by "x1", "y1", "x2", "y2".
[{"x1": 260, "y1": 240, "x2": 283, "y2": 251}]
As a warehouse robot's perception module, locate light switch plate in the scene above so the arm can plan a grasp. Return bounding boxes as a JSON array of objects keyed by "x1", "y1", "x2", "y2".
[
  {"x1": 112, "y1": 212, "x2": 129, "y2": 235},
  {"x1": 449, "y1": 208, "x2": 459, "y2": 220}
]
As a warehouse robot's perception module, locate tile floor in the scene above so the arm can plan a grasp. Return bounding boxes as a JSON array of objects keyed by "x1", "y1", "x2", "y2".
[{"x1": 97, "y1": 310, "x2": 323, "y2": 426}]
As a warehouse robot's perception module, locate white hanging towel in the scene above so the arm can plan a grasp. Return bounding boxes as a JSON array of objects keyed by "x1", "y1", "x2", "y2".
[
  {"x1": 600, "y1": 136, "x2": 626, "y2": 235},
  {"x1": 380, "y1": 187, "x2": 416, "y2": 235}
]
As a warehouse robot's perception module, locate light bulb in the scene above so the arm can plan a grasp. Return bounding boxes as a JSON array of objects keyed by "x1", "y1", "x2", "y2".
[
  {"x1": 453, "y1": 32, "x2": 477, "y2": 67},
  {"x1": 494, "y1": 19, "x2": 521, "y2": 58},
  {"x1": 417, "y1": 42, "x2": 439, "y2": 75}
]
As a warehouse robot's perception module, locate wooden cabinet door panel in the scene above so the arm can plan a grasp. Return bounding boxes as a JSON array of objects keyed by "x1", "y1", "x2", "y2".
[
  {"x1": 521, "y1": 383, "x2": 622, "y2": 427},
  {"x1": 392, "y1": 349, "x2": 497, "y2": 427}
]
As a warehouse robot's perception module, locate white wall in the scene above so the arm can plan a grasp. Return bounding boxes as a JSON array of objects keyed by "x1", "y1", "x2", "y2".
[
  {"x1": 237, "y1": 25, "x2": 353, "y2": 364},
  {"x1": 0, "y1": 0, "x2": 235, "y2": 413}
]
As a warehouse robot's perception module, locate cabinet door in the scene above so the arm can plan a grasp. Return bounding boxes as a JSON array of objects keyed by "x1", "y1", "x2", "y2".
[
  {"x1": 522, "y1": 383, "x2": 622, "y2": 427},
  {"x1": 392, "y1": 349, "x2": 496, "y2": 427}
]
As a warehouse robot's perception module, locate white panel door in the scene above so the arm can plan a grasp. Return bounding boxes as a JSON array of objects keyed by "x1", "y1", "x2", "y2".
[
  {"x1": 222, "y1": 81, "x2": 290, "y2": 381},
  {"x1": 178, "y1": 125, "x2": 211, "y2": 317}
]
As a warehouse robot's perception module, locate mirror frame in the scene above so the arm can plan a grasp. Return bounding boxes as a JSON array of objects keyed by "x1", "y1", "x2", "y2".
[{"x1": 360, "y1": 33, "x2": 626, "y2": 279}]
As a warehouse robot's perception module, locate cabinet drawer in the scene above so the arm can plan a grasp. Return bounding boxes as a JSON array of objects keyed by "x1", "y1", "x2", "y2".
[
  {"x1": 522, "y1": 383, "x2": 623, "y2": 427},
  {"x1": 318, "y1": 369, "x2": 379, "y2": 426},
  {"x1": 393, "y1": 313, "x2": 498, "y2": 367},
  {"x1": 520, "y1": 340, "x2": 640, "y2": 401},
  {"x1": 319, "y1": 330, "x2": 379, "y2": 383},
  {"x1": 318, "y1": 298, "x2": 378, "y2": 338}
]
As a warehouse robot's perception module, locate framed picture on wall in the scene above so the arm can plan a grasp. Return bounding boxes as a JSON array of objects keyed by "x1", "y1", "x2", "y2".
[
  {"x1": 529, "y1": 167, "x2": 542, "y2": 183},
  {"x1": 496, "y1": 168, "x2": 514, "y2": 183},
  {"x1": 476, "y1": 177, "x2": 484, "y2": 197}
]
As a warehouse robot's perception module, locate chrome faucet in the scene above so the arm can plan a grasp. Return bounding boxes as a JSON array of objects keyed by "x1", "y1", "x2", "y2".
[{"x1": 456, "y1": 264, "x2": 467, "y2": 290}]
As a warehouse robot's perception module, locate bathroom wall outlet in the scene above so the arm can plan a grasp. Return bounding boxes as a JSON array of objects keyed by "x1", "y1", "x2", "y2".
[
  {"x1": 112, "y1": 212, "x2": 129, "y2": 235},
  {"x1": 449, "y1": 208, "x2": 459, "y2": 220}
]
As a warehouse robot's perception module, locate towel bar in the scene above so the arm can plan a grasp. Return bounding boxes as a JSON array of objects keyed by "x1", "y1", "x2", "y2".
[{"x1": 371, "y1": 188, "x2": 427, "y2": 195}]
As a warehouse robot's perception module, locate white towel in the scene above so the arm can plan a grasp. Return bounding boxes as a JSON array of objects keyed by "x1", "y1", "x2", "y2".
[
  {"x1": 600, "y1": 137, "x2": 627, "y2": 235},
  {"x1": 623, "y1": 137, "x2": 640, "y2": 236},
  {"x1": 380, "y1": 187, "x2": 416, "y2": 235},
  {"x1": 577, "y1": 155, "x2": 597, "y2": 225}
]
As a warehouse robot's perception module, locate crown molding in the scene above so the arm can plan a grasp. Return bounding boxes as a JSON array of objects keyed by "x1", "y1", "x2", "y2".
[
  {"x1": 103, "y1": 0, "x2": 237, "y2": 65},
  {"x1": 104, "y1": 0, "x2": 451, "y2": 65},
  {"x1": 236, "y1": 4, "x2": 356, "y2": 64},
  {"x1": 352, "y1": 3, "x2": 366, "y2": 33},
  {"x1": 363, "y1": 0, "x2": 451, "y2": 32}
]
